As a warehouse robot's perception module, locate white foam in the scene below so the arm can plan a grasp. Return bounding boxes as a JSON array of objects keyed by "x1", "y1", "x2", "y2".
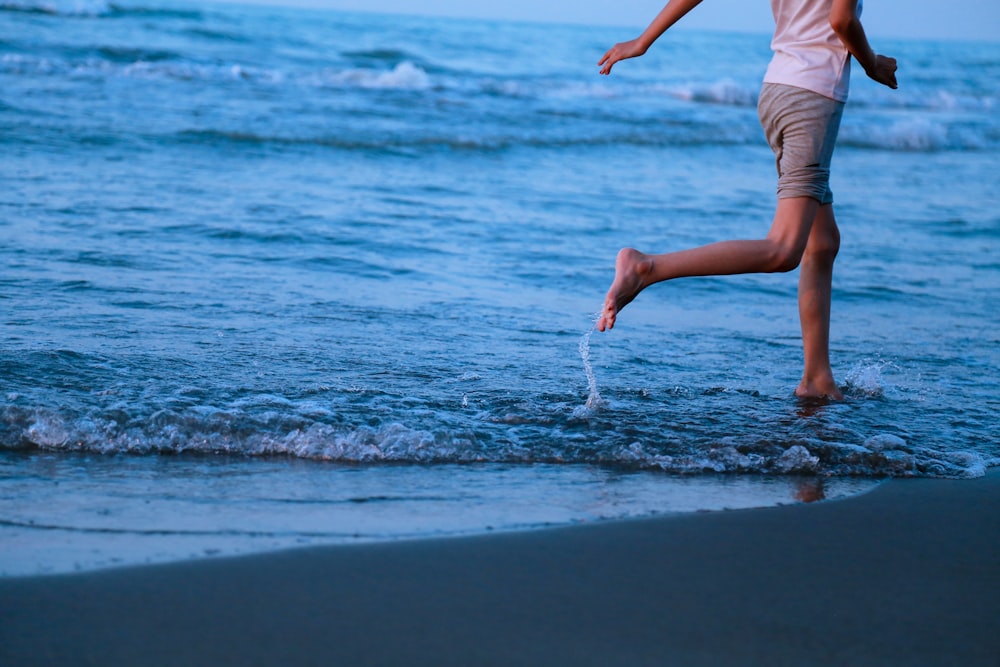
[
  {"x1": 1, "y1": 398, "x2": 990, "y2": 478},
  {"x1": 852, "y1": 89, "x2": 997, "y2": 114},
  {"x1": 864, "y1": 433, "x2": 908, "y2": 451},
  {"x1": 317, "y1": 61, "x2": 431, "y2": 91},
  {"x1": 839, "y1": 116, "x2": 994, "y2": 152},
  {"x1": 25, "y1": 414, "x2": 70, "y2": 448},
  {"x1": 668, "y1": 78, "x2": 757, "y2": 107},
  {"x1": 776, "y1": 445, "x2": 821, "y2": 473},
  {"x1": 121, "y1": 60, "x2": 282, "y2": 84}
]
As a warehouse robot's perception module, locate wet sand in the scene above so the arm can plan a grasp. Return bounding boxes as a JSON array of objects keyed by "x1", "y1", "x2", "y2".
[{"x1": 2, "y1": 469, "x2": 998, "y2": 666}]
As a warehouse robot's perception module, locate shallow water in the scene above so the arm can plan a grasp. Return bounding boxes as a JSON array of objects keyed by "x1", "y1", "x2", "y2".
[
  {"x1": 0, "y1": 451, "x2": 882, "y2": 576},
  {"x1": 1, "y1": 0, "x2": 998, "y2": 574}
]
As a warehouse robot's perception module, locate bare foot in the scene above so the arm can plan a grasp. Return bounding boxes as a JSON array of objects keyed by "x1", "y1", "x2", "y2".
[
  {"x1": 596, "y1": 248, "x2": 653, "y2": 332},
  {"x1": 795, "y1": 376, "x2": 844, "y2": 400}
]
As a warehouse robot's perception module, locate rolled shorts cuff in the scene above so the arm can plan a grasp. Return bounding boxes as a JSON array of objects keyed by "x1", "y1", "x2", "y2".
[{"x1": 758, "y1": 83, "x2": 845, "y2": 205}]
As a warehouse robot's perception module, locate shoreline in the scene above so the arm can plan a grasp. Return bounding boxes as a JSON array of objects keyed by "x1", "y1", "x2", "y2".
[
  {"x1": 0, "y1": 456, "x2": 886, "y2": 578},
  {"x1": 2, "y1": 469, "x2": 998, "y2": 666}
]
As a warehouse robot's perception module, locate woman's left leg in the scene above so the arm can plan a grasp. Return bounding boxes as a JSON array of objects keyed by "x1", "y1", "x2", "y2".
[{"x1": 796, "y1": 203, "x2": 841, "y2": 399}]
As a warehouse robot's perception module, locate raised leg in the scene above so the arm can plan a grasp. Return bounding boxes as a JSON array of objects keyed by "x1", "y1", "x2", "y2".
[{"x1": 597, "y1": 197, "x2": 820, "y2": 331}]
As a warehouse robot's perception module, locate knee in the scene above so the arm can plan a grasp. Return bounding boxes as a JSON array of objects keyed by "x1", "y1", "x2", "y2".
[
  {"x1": 763, "y1": 241, "x2": 805, "y2": 273},
  {"x1": 803, "y1": 227, "x2": 841, "y2": 268}
]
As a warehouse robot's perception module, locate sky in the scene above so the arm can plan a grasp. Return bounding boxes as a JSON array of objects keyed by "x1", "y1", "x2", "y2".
[{"x1": 217, "y1": 0, "x2": 999, "y2": 43}]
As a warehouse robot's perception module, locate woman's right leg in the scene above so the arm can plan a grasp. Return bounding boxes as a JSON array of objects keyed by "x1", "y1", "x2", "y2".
[{"x1": 596, "y1": 196, "x2": 820, "y2": 331}]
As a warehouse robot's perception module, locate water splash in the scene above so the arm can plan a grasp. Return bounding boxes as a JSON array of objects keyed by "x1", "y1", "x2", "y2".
[
  {"x1": 574, "y1": 321, "x2": 604, "y2": 416},
  {"x1": 844, "y1": 358, "x2": 899, "y2": 397}
]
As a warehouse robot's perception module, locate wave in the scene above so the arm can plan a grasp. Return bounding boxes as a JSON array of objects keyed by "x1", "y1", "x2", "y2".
[
  {"x1": 0, "y1": 402, "x2": 990, "y2": 479},
  {"x1": 0, "y1": 52, "x2": 428, "y2": 89},
  {"x1": 630, "y1": 79, "x2": 998, "y2": 115},
  {"x1": 181, "y1": 26, "x2": 252, "y2": 44},
  {"x1": 95, "y1": 45, "x2": 179, "y2": 63},
  {"x1": 851, "y1": 89, "x2": 998, "y2": 113},
  {"x1": 839, "y1": 117, "x2": 997, "y2": 152},
  {"x1": 9, "y1": 117, "x2": 989, "y2": 157},
  {"x1": 0, "y1": 0, "x2": 110, "y2": 15},
  {"x1": 661, "y1": 79, "x2": 759, "y2": 107},
  {"x1": 171, "y1": 127, "x2": 767, "y2": 155},
  {"x1": 3, "y1": 35, "x2": 994, "y2": 121},
  {"x1": 0, "y1": 51, "x2": 284, "y2": 84},
  {"x1": 172, "y1": 113, "x2": 998, "y2": 154},
  {"x1": 3, "y1": 48, "x2": 996, "y2": 154},
  {"x1": 310, "y1": 61, "x2": 431, "y2": 90},
  {"x1": 341, "y1": 48, "x2": 425, "y2": 66},
  {"x1": 0, "y1": 0, "x2": 201, "y2": 19},
  {"x1": 7, "y1": 35, "x2": 994, "y2": 119}
]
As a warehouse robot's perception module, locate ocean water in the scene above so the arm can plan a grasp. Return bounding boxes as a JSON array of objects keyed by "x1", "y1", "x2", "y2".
[{"x1": 2, "y1": 0, "x2": 998, "y2": 575}]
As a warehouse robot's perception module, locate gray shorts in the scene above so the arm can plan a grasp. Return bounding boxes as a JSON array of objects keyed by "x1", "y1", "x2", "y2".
[{"x1": 757, "y1": 83, "x2": 845, "y2": 205}]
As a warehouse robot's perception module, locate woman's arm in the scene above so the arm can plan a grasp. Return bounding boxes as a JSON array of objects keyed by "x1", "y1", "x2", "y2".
[
  {"x1": 598, "y1": 0, "x2": 705, "y2": 75},
  {"x1": 829, "y1": 0, "x2": 898, "y2": 89}
]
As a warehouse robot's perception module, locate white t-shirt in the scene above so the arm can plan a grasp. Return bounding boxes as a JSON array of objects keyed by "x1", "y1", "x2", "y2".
[{"x1": 763, "y1": 0, "x2": 860, "y2": 102}]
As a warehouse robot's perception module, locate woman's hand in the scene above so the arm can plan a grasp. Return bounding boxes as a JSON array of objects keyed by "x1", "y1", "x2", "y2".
[
  {"x1": 598, "y1": 39, "x2": 648, "y2": 75},
  {"x1": 597, "y1": 1, "x2": 704, "y2": 75},
  {"x1": 867, "y1": 54, "x2": 898, "y2": 89}
]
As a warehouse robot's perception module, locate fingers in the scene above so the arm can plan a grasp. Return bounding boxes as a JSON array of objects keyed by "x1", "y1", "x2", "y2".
[
  {"x1": 877, "y1": 55, "x2": 898, "y2": 89},
  {"x1": 598, "y1": 49, "x2": 617, "y2": 75},
  {"x1": 598, "y1": 39, "x2": 642, "y2": 76}
]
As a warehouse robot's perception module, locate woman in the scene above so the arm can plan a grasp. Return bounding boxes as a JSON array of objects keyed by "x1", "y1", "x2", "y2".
[{"x1": 595, "y1": 0, "x2": 898, "y2": 399}]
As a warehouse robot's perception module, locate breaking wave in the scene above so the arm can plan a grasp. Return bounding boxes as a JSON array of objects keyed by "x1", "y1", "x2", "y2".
[
  {"x1": 0, "y1": 0, "x2": 201, "y2": 18},
  {"x1": 0, "y1": 400, "x2": 990, "y2": 479},
  {"x1": 3, "y1": 45, "x2": 994, "y2": 154}
]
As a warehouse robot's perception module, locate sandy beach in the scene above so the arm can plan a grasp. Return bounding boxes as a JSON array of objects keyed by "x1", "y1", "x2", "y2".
[{"x1": 1, "y1": 468, "x2": 997, "y2": 666}]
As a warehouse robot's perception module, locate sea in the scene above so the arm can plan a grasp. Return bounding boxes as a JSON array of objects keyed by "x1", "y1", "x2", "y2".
[{"x1": 2, "y1": 0, "x2": 998, "y2": 576}]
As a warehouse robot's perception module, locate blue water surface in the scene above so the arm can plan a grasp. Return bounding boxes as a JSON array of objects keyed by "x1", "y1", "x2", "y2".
[{"x1": 1, "y1": 0, "x2": 998, "y2": 574}]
